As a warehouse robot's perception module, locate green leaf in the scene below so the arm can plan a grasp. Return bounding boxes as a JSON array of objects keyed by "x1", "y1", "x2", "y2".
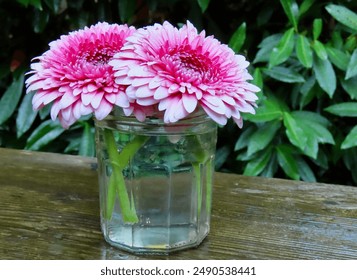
[
  {"x1": 296, "y1": 157, "x2": 316, "y2": 182},
  {"x1": 260, "y1": 152, "x2": 278, "y2": 178},
  {"x1": 309, "y1": 123, "x2": 334, "y2": 144},
  {"x1": 297, "y1": 117, "x2": 335, "y2": 146},
  {"x1": 118, "y1": 0, "x2": 136, "y2": 23},
  {"x1": 17, "y1": 0, "x2": 42, "y2": 9},
  {"x1": 291, "y1": 111, "x2": 335, "y2": 159},
  {"x1": 254, "y1": 34, "x2": 282, "y2": 63},
  {"x1": 346, "y1": 49, "x2": 357, "y2": 80},
  {"x1": 252, "y1": 68, "x2": 264, "y2": 94},
  {"x1": 215, "y1": 145, "x2": 231, "y2": 170},
  {"x1": 64, "y1": 137, "x2": 81, "y2": 153},
  {"x1": 345, "y1": 36, "x2": 357, "y2": 52},
  {"x1": 25, "y1": 119, "x2": 65, "y2": 150},
  {"x1": 228, "y1": 22, "x2": 246, "y2": 53},
  {"x1": 29, "y1": 0, "x2": 42, "y2": 10},
  {"x1": 283, "y1": 112, "x2": 307, "y2": 151},
  {"x1": 331, "y1": 30, "x2": 344, "y2": 49},
  {"x1": 280, "y1": 0, "x2": 299, "y2": 31},
  {"x1": 32, "y1": 9, "x2": 49, "y2": 33},
  {"x1": 16, "y1": 92, "x2": 38, "y2": 138},
  {"x1": 325, "y1": 102, "x2": 357, "y2": 117},
  {"x1": 263, "y1": 66, "x2": 305, "y2": 83},
  {"x1": 243, "y1": 148, "x2": 272, "y2": 176},
  {"x1": 247, "y1": 121, "x2": 281, "y2": 156},
  {"x1": 326, "y1": 46, "x2": 350, "y2": 71},
  {"x1": 299, "y1": 75, "x2": 316, "y2": 109},
  {"x1": 299, "y1": 0, "x2": 315, "y2": 17},
  {"x1": 325, "y1": 4, "x2": 357, "y2": 33},
  {"x1": 343, "y1": 147, "x2": 357, "y2": 170},
  {"x1": 340, "y1": 76, "x2": 357, "y2": 100},
  {"x1": 313, "y1": 55, "x2": 336, "y2": 98},
  {"x1": 39, "y1": 104, "x2": 51, "y2": 119},
  {"x1": 313, "y1": 18, "x2": 322, "y2": 40},
  {"x1": 44, "y1": 0, "x2": 62, "y2": 14},
  {"x1": 257, "y1": 34, "x2": 279, "y2": 49},
  {"x1": 0, "y1": 74, "x2": 24, "y2": 125},
  {"x1": 303, "y1": 133, "x2": 319, "y2": 159},
  {"x1": 296, "y1": 34, "x2": 313, "y2": 68},
  {"x1": 16, "y1": 0, "x2": 30, "y2": 7},
  {"x1": 257, "y1": 9, "x2": 274, "y2": 27},
  {"x1": 234, "y1": 126, "x2": 256, "y2": 151},
  {"x1": 236, "y1": 150, "x2": 255, "y2": 162},
  {"x1": 79, "y1": 123, "x2": 95, "y2": 157},
  {"x1": 342, "y1": 148, "x2": 357, "y2": 184},
  {"x1": 292, "y1": 110, "x2": 331, "y2": 127},
  {"x1": 312, "y1": 149, "x2": 329, "y2": 170},
  {"x1": 269, "y1": 27, "x2": 295, "y2": 67},
  {"x1": 341, "y1": 125, "x2": 357, "y2": 149},
  {"x1": 312, "y1": 40, "x2": 328, "y2": 60},
  {"x1": 276, "y1": 145, "x2": 300, "y2": 180},
  {"x1": 243, "y1": 97, "x2": 284, "y2": 122},
  {"x1": 299, "y1": 76, "x2": 315, "y2": 105},
  {"x1": 197, "y1": 0, "x2": 210, "y2": 13}
]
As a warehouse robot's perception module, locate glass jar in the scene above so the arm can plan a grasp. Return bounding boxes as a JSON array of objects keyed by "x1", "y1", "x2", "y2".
[{"x1": 95, "y1": 109, "x2": 217, "y2": 254}]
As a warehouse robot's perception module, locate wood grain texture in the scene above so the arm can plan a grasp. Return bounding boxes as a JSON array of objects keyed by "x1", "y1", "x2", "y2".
[{"x1": 0, "y1": 147, "x2": 356, "y2": 260}]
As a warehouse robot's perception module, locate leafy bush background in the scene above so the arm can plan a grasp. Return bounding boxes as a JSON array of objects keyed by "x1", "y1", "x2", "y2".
[{"x1": 0, "y1": 0, "x2": 356, "y2": 186}]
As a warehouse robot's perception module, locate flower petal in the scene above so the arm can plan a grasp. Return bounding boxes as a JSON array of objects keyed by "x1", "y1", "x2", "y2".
[
  {"x1": 182, "y1": 94, "x2": 198, "y2": 113},
  {"x1": 94, "y1": 100, "x2": 113, "y2": 120},
  {"x1": 136, "y1": 86, "x2": 154, "y2": 98},
  {"x1": 201, "y1": 104, "x2": 227, "y2": 126},
  {"x1": 114, "y1": 93, "x2": 130, "y2": 108},
  {"x1": 81, "y1": 92, "x2": 95, "y2": 106},
  {"x1": 154, "y1": 87, "x2": 169, "y2": 100},
  {"x1": 137, "y1": 97, "x2": 158, "y2": 106},
  {"x1": 50, "y1": 101, "x2": 61, "y2": 121},
  {"x1": 174, "y1": 99, "x2": 189, "y2": 121},
  {"x1": 91, "y1": 92, "x2": 104, "y2": 109},
  {"x1": 60, "y1": 92, "x2": 78, "y2": 108}
]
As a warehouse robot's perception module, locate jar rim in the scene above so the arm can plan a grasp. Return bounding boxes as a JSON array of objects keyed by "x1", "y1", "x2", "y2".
[{"x1": 94, "y1": 107, "x2": 212, "y2": 127}]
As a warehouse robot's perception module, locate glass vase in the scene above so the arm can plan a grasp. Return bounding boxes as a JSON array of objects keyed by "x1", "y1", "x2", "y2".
[{"x1": 95, "y1": 109, "x2": 217, "y2": 254}]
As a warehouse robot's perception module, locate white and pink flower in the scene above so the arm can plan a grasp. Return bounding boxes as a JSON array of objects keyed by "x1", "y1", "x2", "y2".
[
  {"x1": 25, "y1": 22, "x2": 135, "y2": 128},
  {"x1": 110, "y1": 21, "x2": 259, "y2": 127},
  {"x1": 26, "y1": 21, "x2": 259, "y2": 128}
]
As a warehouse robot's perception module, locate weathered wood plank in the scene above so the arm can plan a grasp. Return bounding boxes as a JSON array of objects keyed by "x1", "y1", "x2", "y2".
[{"x1": 0, "y1": 148, "x2": 356, "y2": 259}]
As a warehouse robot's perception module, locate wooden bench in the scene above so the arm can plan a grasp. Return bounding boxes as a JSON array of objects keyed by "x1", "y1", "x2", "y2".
[{"x1": 0, "y1": 147, "x2": 356, "y2": 259}]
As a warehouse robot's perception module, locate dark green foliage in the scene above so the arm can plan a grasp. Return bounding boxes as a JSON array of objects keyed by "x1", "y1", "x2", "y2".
[
  {"x1": 0, "y1": 0, "x2": 356, "y2": 185},
  {"x1": 235, "y1": 0, "x2": 357, "y2": 185}
]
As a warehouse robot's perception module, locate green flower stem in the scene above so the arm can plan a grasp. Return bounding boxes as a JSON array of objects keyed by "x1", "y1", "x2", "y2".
[
  {"x1": 190, "y1": 134, "x2": 207, "y2": 162},
  {"x1": 206, "y1": 158, "x2": 213, "y2": 214},
  {"x1": 112, "y1": 163, "x2": 138, "y2": 223},
  {"x1": 193, "y1": 163, "x2": 202, "y2": 216},
  {"x1": 191, "y1": 134, "x2": 209, "y2": 216},
  {"x1": 104, "y1": 129, "x2": 149, "y2": 223},
  {"x1": 105, "y1": 175, "x2": 116, "y2": 220}
]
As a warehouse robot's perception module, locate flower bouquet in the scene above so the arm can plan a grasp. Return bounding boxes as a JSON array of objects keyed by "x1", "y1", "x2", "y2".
[{"x1": 25, "y1": 21, "x2": 259, "y2": 254}]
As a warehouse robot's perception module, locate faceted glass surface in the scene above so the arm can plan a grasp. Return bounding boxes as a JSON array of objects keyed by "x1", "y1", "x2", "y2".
[{"x1": 95, "y1": 110, "x2": 217, "y2": 254}]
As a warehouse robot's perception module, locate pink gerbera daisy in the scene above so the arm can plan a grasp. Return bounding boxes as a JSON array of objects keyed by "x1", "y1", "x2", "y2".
[
  {"x1": 110, "y1": 21, "x2": 259, "y2": 127},
  {"x1": 25, "y1": 22, "x2": 135, "y2": 128}
]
